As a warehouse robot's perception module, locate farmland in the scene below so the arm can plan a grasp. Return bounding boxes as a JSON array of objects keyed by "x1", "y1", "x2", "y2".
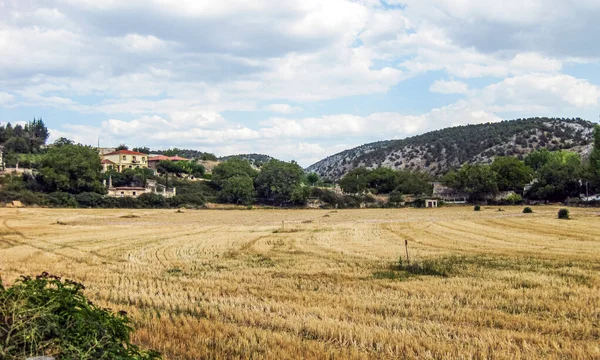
[{"x1": 1, "y1": 206, "x2": 599, "y2": 359}]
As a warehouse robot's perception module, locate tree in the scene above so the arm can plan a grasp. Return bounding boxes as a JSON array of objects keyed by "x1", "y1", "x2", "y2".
[
  {"x1": 395, "y1": 170, "x2": 433, "y2": 195},
  {"x1": 37, "y1": 144, "x2": 105, "y2": 194},
  {"x1": 218, "y1": 175, "x2": 256, "y2": 205},
  {"x1": 132, "y1": 146, "x2": 150, "y2": 154},
  {"x1": 212, "y1": 159, "x2": 258, "y2": 188},
  {"x1": 201, "y1": 153, "x2": 218, "y2": 161},
  {"x1": 255, "y1": 160, "x2": 304, "y2": 205},
  {"x1": 25, "y1": 118, "x2": 49, "y2": 151},
  {"x1": 53, "y1": 137, "x2": 75, "y2": 147},
  {"x1": 448, "y1": 164, "x2": 498, "y2": 202},
  {"x1": 388, "y1": 189, "x2": 404, "y2": 206},
  {"x1": 3, "y1": 137, "x2": 30, "y2": 154},
  {"x1": 306, "y1": 172, "x2": 320, "y2": 187},
  {"x1": 527, "y1": 150, "x2": 583, "y2": 201},
  {"x1": 157, "y1": 160, "x2": 185, "y2": 176},
  {"x1": 366, "y1": 167, "x2": 398, "y2": 194},
  {"x1": 490, "y1": 156, "x2": 533, "y2": 192},
  {"x1": 338, "y1": 168, "x2": 370, "y2": 194},
  {"x1": 588, "y1": 124, "x2": 600, "y2": 192},
  {"x1": 180, "y1": 161, "x2": 205, "y2": 178},
  {"x1": 115, "y1": 144, "x2": 129, "y2": 151},
  {"x1": 524, "y1": 149, "x2": 553, "y2": 171}
]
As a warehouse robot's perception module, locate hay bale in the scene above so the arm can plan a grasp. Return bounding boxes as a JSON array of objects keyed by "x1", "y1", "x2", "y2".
[{"x1": 5, "y1": 200, "x2": 24, "y2": 208}]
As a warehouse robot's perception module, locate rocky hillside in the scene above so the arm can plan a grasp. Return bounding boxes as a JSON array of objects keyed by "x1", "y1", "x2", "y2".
[{"x1": 307, "y1": 117, "x2": 596, "y2": 180}]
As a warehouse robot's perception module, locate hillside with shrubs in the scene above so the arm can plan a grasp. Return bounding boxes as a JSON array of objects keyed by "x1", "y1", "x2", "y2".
[{"x1": 307, "y1": 117, "x2": 595, "y2": 180}]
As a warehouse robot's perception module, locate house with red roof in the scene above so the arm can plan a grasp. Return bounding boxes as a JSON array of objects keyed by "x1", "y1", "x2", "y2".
[
  {"x1": 101, "y1": 149, "x2": 149, "y2": 172},
  {"x1": 147, "y1": 155, "x2": 189, "y2": 171}
]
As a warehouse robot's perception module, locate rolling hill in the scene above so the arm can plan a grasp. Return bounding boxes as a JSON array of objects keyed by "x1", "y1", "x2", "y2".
[{"x1": 306, "y1": 117, "x2": 596, "y2": 180}]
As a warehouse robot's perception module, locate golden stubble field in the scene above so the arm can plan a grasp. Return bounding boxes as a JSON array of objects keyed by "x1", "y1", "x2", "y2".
[{"x1": 0, "y1": 206, "x2": 599, "y2": 359}]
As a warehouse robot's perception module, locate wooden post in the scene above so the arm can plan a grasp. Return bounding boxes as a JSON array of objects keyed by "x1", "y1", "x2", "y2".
[{"x1": 405, "y1": 239, "x2": 410, "y2": 265}]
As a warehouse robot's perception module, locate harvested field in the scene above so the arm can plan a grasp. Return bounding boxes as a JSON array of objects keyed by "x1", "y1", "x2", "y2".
[{"x1": 0, "y1": 206, "x2": 599, "y2": 359}]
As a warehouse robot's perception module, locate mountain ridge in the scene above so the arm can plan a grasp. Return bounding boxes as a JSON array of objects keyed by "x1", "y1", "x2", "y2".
[{"x1": 306, "y1": 117, "x2": 596, "y2": 180}]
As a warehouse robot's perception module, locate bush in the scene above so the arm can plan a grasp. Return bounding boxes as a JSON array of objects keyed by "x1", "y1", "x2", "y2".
[
  {"x1": 0, "y1": 190, "x2": 50, "y2": 206},
  {"x1": 137, "y1": 193, "x2": 166, "y2": 208},
  {"x1": 167, "y1": 193, "x2": 206, "y2": 208},
  {"x1": 474, "y1": 205, "x2": 481, "y2": 211},
  {"x1": 504, "y1": 193, "x2": 523, "y2": 205},
  {"x1": 75, "y1": 192, "x2": 104, "y2": 208},
  {"x1": 558, "y1": 208, "x2": 570, "y2": 219},
  {"x1": 523, "y1": 207, "x2": 533, "y2": 214},
  {"x1": 48, "y1": 192, "x2": 78, "y2": 208},
  {"x1": 0, "y1": 273, "x2": 160, "y2": 359}
]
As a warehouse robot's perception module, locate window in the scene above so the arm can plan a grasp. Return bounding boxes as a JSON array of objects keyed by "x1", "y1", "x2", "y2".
[
  {"x1": 142, "y1": 157, "x2": 146, "y2": 162},
  {"x1": 122, "y1": 155, "x2": 127, "y2": 160},
  {"x1": 129, "y1": 165, "x2": 133, "y2": 168},
  {"x1": 133, "y1": 191, "x2": 136, "y2": 196}
]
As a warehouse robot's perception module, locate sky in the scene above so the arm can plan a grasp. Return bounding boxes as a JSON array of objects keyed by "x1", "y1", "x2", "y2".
[{"x1": 1, "y1": 0, "x2": 600, "y2": 167}]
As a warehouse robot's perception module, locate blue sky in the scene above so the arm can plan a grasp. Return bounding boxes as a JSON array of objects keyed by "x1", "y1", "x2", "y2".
[{"x1": 1, "y1": 0, "x2": 600, "y2": 166}]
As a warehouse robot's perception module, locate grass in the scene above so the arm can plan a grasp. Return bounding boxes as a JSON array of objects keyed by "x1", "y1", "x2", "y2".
[{"x1": 0, "y1": 206, "x2": 599, "y2": 359}]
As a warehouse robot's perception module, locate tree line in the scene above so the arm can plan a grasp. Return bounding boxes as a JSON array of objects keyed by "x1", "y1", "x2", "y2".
[{"x1": 1, "y1": 120, "x2": 599, "y2": 208}]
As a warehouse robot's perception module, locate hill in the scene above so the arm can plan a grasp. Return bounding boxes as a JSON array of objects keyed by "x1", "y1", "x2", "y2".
[
  {"x1": 306, "y1": 117, "x2": 596, "y2": 180},
  {"x1": 219, "y1": 153, "x2": 276, "y2": 167}
]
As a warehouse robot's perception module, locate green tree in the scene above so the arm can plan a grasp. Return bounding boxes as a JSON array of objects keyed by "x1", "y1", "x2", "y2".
[
  {"x1": 115, "y1": 144, "x2": 129, "y2": 150},
  {"x1": 527, "y1": 150, "x2": 583, "y2": 201},
  {"x1": 447, "y1": 164, "x2": 498, "y2": 202},
  {"x1": 366, "y1": 167, "x2": 398, "y2": 194},
  {"x1": 53, "y1": 137, "x2": 75, "y2": 147},
  {"x1": 490, "y1": 156, "x2": 533, "y2": 192},
  {"x1": 3, "y1": 137, "x2": 30, "y2": 154},
  {"x1": 588, "y1": 124, "x2": 600, "y2": 192},
  {"x1": 157, "y1": 160, "x2": 185, "y2": 176},
  {"x1": 255, "y1": 160, "x2": 304, "y2": 205},
  {"x1": 212, "y1": 159, "x2": 258, "y2": 188},
  {"x1": 218, "y1": 175, "x2": 256, "y2": 205},
  {"x1": 338, "y1": 168, "x2": 370, "y2": 194},
  {"x1": 37, "y1": 144, "x2": 105, "y2": 194},
  {"x1": 306, "y1": 172, "x2": 320, "y2": 187},
  {"x1": 395, "y1": 170, "x2": 433, "y2": 195},
  {"x1": 524, "y1": 149, "x2": 553, "y2": 171},
  {"x1": 132, "y1": 146, "x2": 150, "y2": 154}
]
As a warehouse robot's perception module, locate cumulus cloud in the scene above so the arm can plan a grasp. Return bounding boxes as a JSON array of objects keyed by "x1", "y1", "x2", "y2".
[
  {"x1": 264, "y1": 104, "x2": 303, "y2": 114},
  {"x1": 429, "y1": 80, "x2": 469, "y2": 94},
  {"x1": 3, "y1": 0, "x2": 600, "y2": 167}
]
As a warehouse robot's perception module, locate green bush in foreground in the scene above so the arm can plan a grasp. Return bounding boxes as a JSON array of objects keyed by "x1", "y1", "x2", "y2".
[
  {"x1": 558, "y1": 208, "x2": 570, "y2": 220},
  {"x1": 523, "y1": 207, "x2": 533, "y2": 214},
  {"x1": 474, "y1": 205, "x2": 481, "y2": 211},
  {"x1": 0, "y1": 273, "x2": 160, "y2": 360}
]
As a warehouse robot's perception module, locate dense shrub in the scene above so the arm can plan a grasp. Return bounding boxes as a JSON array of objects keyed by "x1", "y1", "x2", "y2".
[
  {"x1": 47, "y1": 192, "x2": 78, "y2": 208},
  {"x1": 137, "y1": 193, "x2": 166, "y2": 208},
  {"x1": 167, "y1": 193, "x2": 206, "y2": 208},
  {"x1": 0, "y1": 273, "x2": 160, "y2": 359},
  {"x1": 75, "y1": 192, "x2": 104, "y2": 207},
  {"x1": 523, "y1": 207, "x2": 533, "y2": 214},
  {"x1": 0, "y1": 190, "x2": 50, "y2": 206},
  {"x1": 503, "y1": 193, "x2": 523, "y2": 205},
  {"x1": 474, "y1": 205, "x2": 481, "y2": 211},
  {"x1": 558, "y1": 208, "x2": 570, "y2": 219}
]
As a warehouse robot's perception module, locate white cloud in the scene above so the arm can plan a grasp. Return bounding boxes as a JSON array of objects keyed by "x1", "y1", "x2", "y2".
[
  {"x1": 264, "y1": 104, "x2": 303, "y2": 114},
  {"x1": 429, "y1": 80, "x2": 469, "y2": 94},
  {"x1": 0, "y1": 92, "x2": 15, "y2": 105}
]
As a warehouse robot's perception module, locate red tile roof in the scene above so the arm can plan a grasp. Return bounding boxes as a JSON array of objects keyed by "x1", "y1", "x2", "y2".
[
  {"x1": 104, "y1": 150, "x2": 148, "y2": 156},
  {"x1": 101, "y1": 159, "x2": 115, "y2": 164},
  {"x1": 148, "y1": 155, "x2": 189, "y2": 162}
]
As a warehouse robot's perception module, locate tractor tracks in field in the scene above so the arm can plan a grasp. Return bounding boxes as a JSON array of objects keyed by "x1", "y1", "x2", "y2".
[{"x1": 0, "y1": 219, "x2": 121, "y2": 266}]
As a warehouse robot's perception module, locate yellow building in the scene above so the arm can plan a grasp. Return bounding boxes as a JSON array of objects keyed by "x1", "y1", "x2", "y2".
[{"x1": 101, "y1": 149, "x2": 148, "y2": 172}]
